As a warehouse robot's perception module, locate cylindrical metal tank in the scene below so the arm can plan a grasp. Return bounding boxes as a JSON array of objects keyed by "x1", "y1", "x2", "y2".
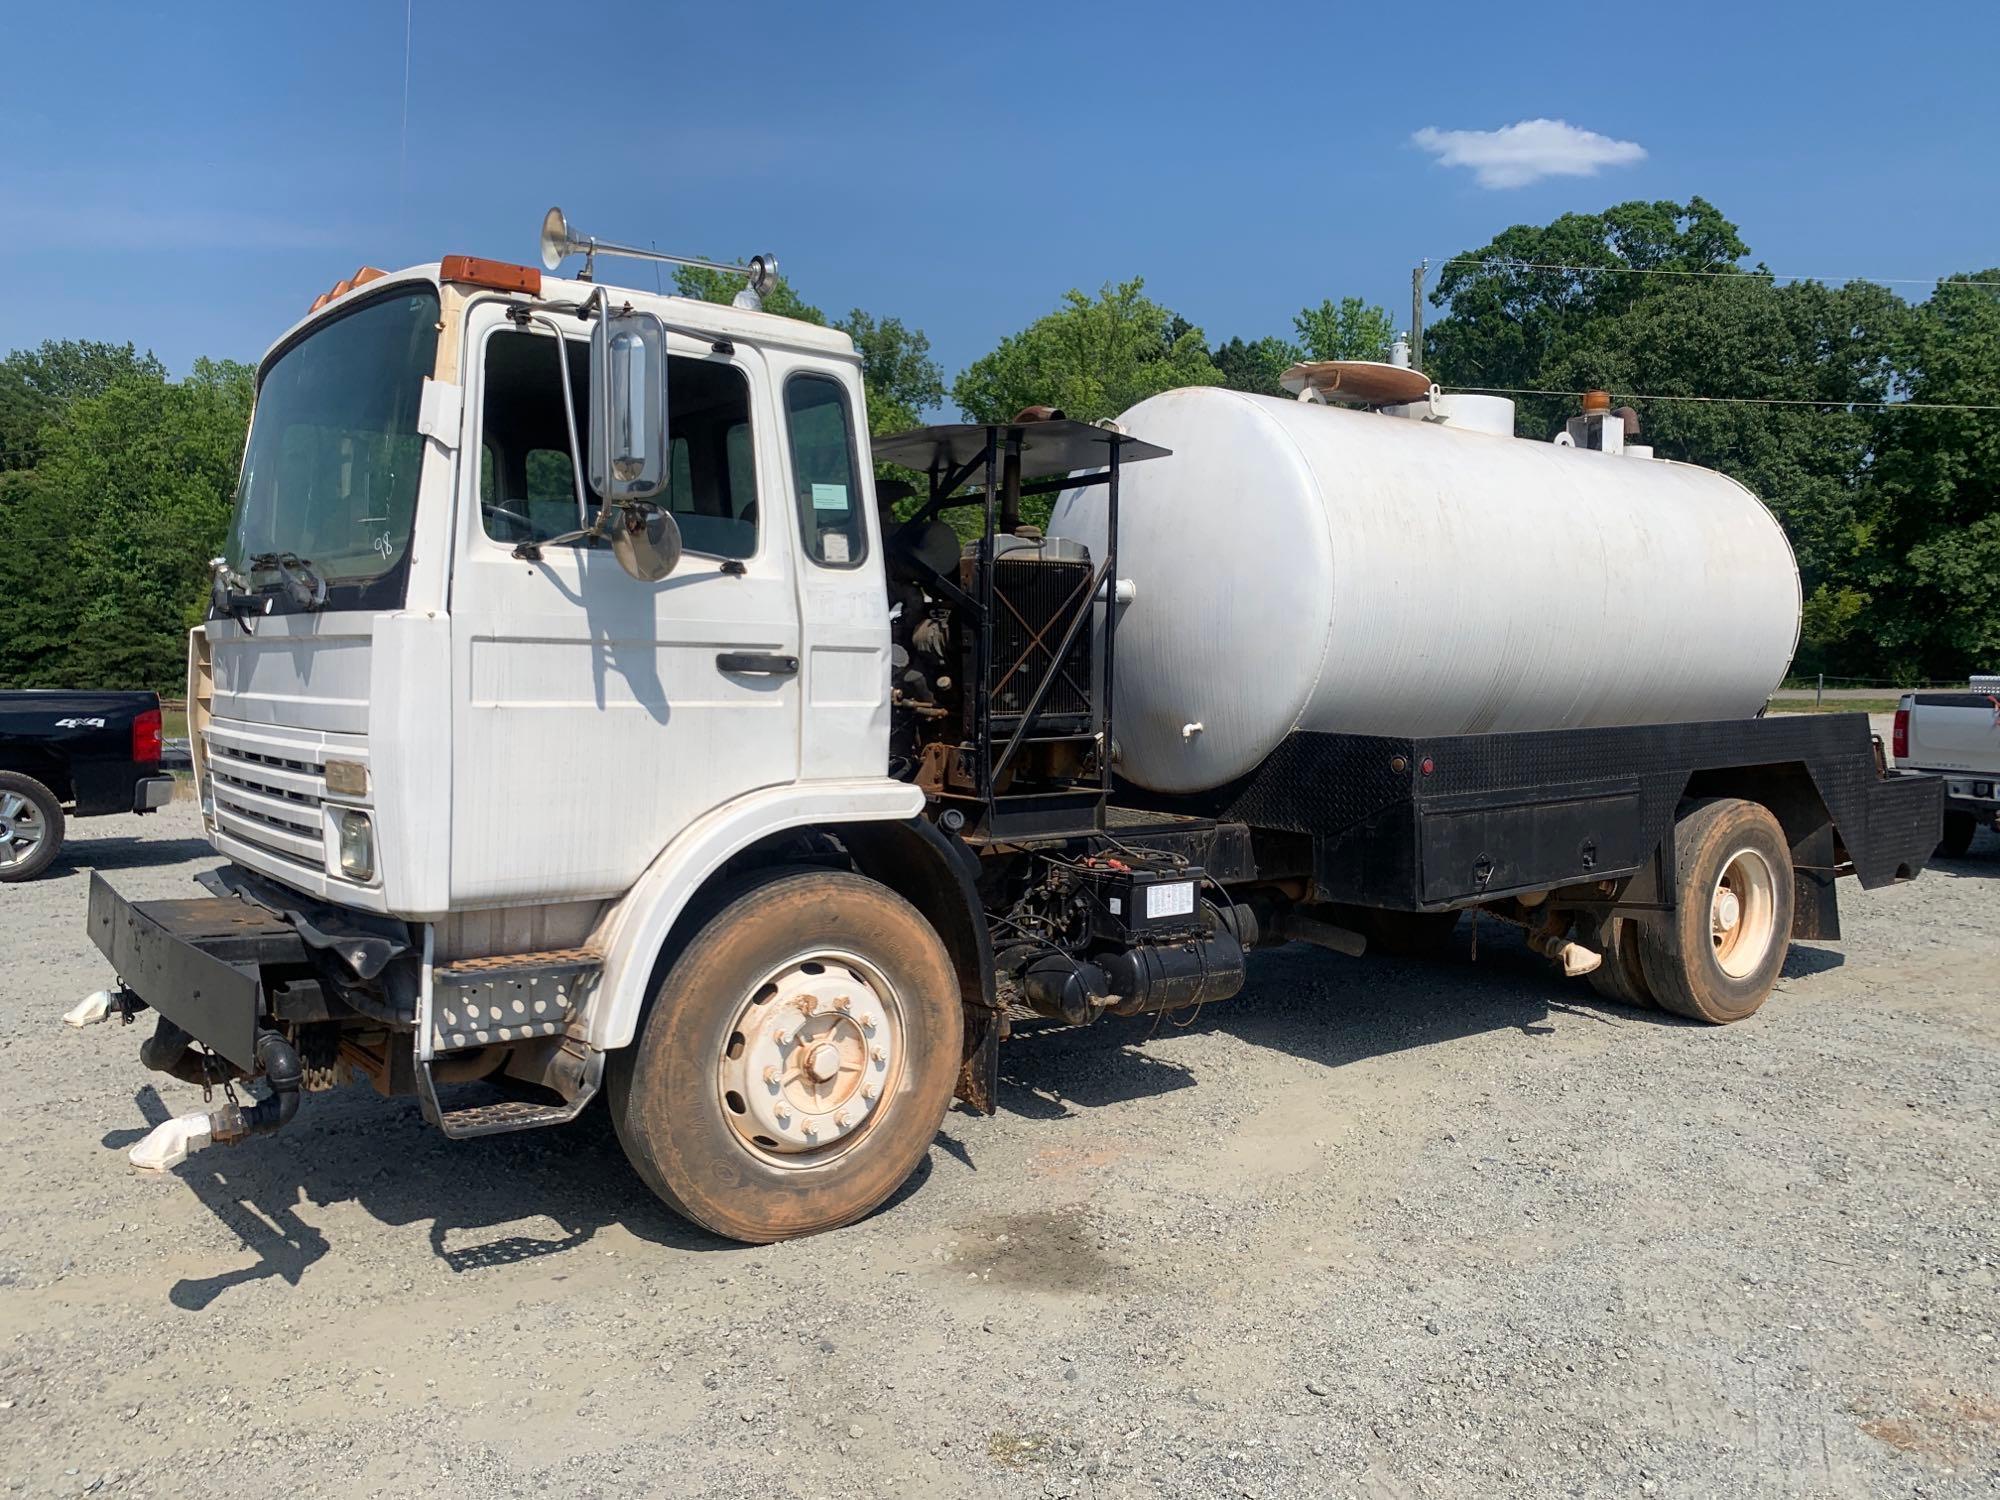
[{"x1": 1047, "y1": 388, "x2": 1801, "y2": 795}]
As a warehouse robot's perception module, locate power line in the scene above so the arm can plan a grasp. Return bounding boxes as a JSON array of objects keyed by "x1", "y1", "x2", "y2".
[
  {"x1": 1448, "y1": 385, "x2": 2000, "y2": 413},
  {"x1": 1435, "y1": 258, "x2": 2000, "y2": 290}
]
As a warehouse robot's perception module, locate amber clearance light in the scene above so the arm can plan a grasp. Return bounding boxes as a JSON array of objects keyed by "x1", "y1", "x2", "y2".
[
  {"x1": 308, "y1": 266, "x2": 387, "y2": 314},
  {"x1": 439, "y1": 255, "x2": 542, "y2": 295}
]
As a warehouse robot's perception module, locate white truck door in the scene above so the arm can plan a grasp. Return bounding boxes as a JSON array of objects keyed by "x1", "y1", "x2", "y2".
[
  {"x1": 447, "y1": 304, "x2": 802, "y2": 905},
  {"x1": 772, "y1": 361, "x2": 893, "y2": 781}
]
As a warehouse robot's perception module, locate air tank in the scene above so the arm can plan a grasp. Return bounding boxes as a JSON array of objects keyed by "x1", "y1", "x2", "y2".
[{"x1": 1046, "y1": 387, "x2": 1801, "y2": 796}]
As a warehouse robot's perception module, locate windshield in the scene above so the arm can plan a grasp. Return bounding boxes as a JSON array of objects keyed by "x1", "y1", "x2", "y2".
[{"x1": 225, "y1": 286, "x2": 441, "y2": 611}]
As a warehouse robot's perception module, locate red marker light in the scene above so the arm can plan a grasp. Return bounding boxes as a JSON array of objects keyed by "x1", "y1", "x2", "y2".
[
  {"x1": 1419, "y1": 756, "x2": 1434, "y2": 776},
  {"x1": 1891, "y1": 705, "x2": 1909, "y2": 761}
]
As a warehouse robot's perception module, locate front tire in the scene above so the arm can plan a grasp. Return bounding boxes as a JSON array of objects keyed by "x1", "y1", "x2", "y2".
[
  {"x1": 608, "y1": 868, "x2": 963, "y2": 1243},
  {"x1": 1638, "y1": 798, "x2": 1793, "y2": 1025},
  {"x1": 0, "y1": 772, "x2": 64, "y2": 883}
]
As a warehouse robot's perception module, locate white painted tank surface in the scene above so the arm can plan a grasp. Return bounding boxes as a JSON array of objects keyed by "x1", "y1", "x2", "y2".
[{"x1": 1047, "y1": 387, "x2": 1802, "y2": 795}]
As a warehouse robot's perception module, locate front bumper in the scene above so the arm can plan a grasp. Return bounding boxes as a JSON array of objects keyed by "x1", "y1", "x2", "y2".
[{"x1": 86, "y1": 872, "x2": 305, "y2": 1072}]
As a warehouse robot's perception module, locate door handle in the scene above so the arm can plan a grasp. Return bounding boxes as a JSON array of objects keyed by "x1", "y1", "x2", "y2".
[{"x1": 716, "y1": 652, "x2": 799, "y2": 676}]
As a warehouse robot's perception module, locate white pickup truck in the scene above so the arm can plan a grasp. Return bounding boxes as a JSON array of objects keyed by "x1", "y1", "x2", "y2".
[{"x1": 1896, "y1": 684, "x2": 2000, "y2": 856}]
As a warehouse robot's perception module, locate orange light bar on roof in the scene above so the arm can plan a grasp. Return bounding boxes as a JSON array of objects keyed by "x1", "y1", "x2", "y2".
[
  {"x1": 440, "y1": 255, "x2": 541, "y2": 295},
  {"x1": 309, "y1": 266, "x2": 388, "y2": 314}
]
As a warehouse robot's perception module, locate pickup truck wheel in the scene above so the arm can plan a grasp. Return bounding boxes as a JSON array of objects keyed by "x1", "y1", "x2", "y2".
[
  {"x1": 0, "y1": 772, "x2": 64, "y2": 883},
  {"x1": 1937, "y1": 810, "x2": 1977, "y2": 859},
  {"x1": 1585, "y1": 916, "x2": 1654, "y2": 1008},
  {"x1": 1638, "y1": 798, "x2": 1792, "y2": 1024},
  {"x1": 609, "y1": 869, "x2": 962, "y2": 1244}
]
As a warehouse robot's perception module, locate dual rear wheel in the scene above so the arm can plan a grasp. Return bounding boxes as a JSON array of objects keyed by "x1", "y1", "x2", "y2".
[{"x1": 1589, "y1": 797, "x2": 1793, "y2": 1025}]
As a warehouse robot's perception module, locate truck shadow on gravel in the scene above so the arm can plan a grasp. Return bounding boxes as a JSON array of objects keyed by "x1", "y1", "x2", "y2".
[
  {"x1": 991, "y1": 922, "x2": 1842, "y2": 1120},
  {"x1": 41, "y1": 836, "x2": 221, "y2": 880},
  {"x1": 110, "y1": 1077, "x2": 782, "y2": 1310}
]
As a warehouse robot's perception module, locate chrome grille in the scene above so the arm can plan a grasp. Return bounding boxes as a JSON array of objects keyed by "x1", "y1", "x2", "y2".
[{"x1": 206, "y1": 730, "x2": 328, "y2": 872}]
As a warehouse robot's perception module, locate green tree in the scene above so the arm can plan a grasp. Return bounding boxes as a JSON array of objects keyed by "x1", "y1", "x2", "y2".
[
  {"x1": 1210, "y1": 334, "x2": 1298, "y2": 397},
  {"x1": 952, "y1": 279, "x2": 1223, "y2": 424},
  {"x1": 1293, "y1": 297, "x2": 1395, "y2": 363},
  {"x1": 1862, "y1": 272, "x2": 2000, "y2": 677},
  {"x1": 0, "y1": 358, "x2": 252, "y2": 690},
  {"x1": 0, "y1": 339, "x2": 167, "y2": 472},
  {"x1": 671, "y1": 266, "x2": 943, "y2": 434}
]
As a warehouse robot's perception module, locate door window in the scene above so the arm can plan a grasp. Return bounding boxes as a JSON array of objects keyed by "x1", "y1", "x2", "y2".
[
  {"x1": 478, "y1": 329, "x2": 759, "y2": 559},
  {"x1": 784, "y1": 374, "x2": 866, "y2": 568}
]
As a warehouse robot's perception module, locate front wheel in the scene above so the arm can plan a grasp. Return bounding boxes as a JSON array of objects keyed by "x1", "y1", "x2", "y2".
[
  {"x1": 1638, "y1": 798, "x2": 1793, "y2": 1024},
  {"x1": 608, "y1": 868, "x2": 963, "y2": 1243},
  {"x1": 0, "y1": 772, "x2": 64, "y2": 883}
]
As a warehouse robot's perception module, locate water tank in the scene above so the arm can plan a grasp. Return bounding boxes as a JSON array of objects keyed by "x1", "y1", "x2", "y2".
[{"x1": 1047, "y1": 388, "x2": 1801, "y2": 795}]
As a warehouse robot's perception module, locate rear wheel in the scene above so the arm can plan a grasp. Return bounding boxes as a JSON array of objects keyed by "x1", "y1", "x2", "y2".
[
  {"x1": 1586, "y1": 916, "x2": 1654, "y2": 1008},
  {"x1": 608, "y1": 868, "x2": 962, "y2": 1243},
  {"x1": 1638, "y1": 798, "x2": 1793, "y2": 1024},
  {"x1": 1938, "y1": 810, "x2": 1977, "y2": 859},
  {"x1": 0, "y1": 772, "x2": 64, "y2": 883}
]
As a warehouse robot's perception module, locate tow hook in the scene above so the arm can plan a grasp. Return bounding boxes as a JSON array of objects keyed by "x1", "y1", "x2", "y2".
[{"x1": 127, "y1": 1030, "x2": 304, "y2": 1172}]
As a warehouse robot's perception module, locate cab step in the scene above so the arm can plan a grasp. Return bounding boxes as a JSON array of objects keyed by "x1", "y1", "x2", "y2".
[{"x1": 414, "y1": 1038, "x2": 605, "y2": 1140}]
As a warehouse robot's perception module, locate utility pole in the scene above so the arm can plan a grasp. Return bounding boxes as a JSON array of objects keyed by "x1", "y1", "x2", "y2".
[{"x1": 1411, "y1": 260, "x2": 1427, "y2": 370}]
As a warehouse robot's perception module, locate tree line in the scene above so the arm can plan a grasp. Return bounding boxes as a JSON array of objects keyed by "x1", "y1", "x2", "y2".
[{"x1": 1, "y1": 196, "x2": 1993, "y2": 692}]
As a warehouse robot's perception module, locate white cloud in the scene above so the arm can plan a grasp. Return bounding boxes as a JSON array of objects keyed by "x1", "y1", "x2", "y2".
[{"x1": 1411, "y1": 118, "x2": 1647, "y2": 190}]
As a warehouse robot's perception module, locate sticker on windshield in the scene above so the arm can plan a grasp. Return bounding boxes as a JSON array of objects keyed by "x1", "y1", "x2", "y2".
[
  {"x1": 811, "y1": 482, "x2": 848, "y2": 509},
  {"x1": 822, "y1": 532, "x2": 850, "y2": 564}
]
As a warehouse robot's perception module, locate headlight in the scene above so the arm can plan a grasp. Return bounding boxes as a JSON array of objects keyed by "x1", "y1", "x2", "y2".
[{"x1": 336, "y1": 810, "x2": 375, "y2": 882}]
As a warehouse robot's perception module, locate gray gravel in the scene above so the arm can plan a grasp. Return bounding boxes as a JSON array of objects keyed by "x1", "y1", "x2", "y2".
[{"x1": 3, "y1": 801, "x2": 1997, "y2": 1498}]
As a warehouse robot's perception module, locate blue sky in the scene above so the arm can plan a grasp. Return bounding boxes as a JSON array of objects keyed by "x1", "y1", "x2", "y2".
[{"x1": 3, "y1": 1, "x2": 1993, "y2": 400}]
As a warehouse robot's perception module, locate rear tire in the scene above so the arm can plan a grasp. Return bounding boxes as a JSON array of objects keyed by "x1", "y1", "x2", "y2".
[
  {"x1": 0, "y1": 772, "x2": 64, "y2": 883},
  {"x1": 1638, "y1": 798, "x2": 1793, "y2": 1025},
  {"x1": 1938, "y1": 810, "x2": 1977, "y2": 859},
  {"x1": 1585, "y1": 916, "x2": 1654, "y2": 1008},
  {"x1": 608, "y1": 868, "x2": 962, "y2": 1243}
]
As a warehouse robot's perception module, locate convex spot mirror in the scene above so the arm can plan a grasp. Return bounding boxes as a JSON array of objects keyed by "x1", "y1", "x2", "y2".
[{"x1": 588, "y1": 304, "x2": 682, "y2": 581}]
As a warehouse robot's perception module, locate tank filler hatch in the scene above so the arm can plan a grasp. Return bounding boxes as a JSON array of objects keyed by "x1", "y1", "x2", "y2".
[{"x1": 1280, "y1": 360, "x2": 1435, "y2": 406}]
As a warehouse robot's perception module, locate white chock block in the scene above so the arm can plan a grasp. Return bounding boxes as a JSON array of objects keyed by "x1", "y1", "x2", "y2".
[
  {"x1": 129, "y1": 1111, "x2": 215, "y2": 1172},
  {"x1": 64, "y1": 990, "x2": 116, "y2": 1027}
]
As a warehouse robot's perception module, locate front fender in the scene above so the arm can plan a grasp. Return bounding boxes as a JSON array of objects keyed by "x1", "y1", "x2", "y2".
[{"x1": 582, "y1": 779, "x2": 924, "y2": 1050}]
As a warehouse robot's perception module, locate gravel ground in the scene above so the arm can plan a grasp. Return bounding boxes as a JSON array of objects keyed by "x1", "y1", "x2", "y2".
[{"x1": 2, "y1": 800, "x2": 1996, "y2": 1499}]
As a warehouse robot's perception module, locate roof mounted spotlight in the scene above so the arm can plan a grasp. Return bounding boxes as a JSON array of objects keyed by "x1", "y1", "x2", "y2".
[{"x1": 538, "y1": 207, "x2": 777, "y2": 308}]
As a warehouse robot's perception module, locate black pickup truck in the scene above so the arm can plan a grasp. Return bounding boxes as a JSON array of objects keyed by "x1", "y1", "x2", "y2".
[{"x1": 0, "y1": 691, "x2": 175, "y2": 881}]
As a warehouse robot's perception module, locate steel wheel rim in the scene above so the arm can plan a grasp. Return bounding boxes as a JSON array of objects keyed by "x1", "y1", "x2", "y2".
[
  {"x1": 716, "y1": 949, "x2": 905, "y2": 1170},
  {"x1": 0, "y1": 791, "x2": 45, "y2": 869},
  {"x1": 1710, "y1": 846, "x2": 1777, "y2": 980}
]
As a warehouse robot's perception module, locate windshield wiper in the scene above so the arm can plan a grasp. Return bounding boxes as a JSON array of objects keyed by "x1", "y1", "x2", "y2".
[{"x1": 248, "y1": 552, "x2": 329, "y2": 611}]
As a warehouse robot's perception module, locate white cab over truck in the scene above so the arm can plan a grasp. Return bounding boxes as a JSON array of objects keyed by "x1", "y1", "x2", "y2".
[
  {"x1": 1894, "y1": 687, "x2": 2000, "y2": 856},
  {"x1": 78, "y1": 217, "x2": 1943, "y2": 1242}
]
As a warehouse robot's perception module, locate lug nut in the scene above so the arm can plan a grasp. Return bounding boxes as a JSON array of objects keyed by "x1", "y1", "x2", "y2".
[
  {"x1": 803, "y1": 1121, "x2": 819, "y2": 1140},
  {"x1": 870, "y1": 1046, "x2": 886, "y2": 1064},
  {"x1": 862, "y1": 1085, "x2": 879, "y2": 1103},
  {"x1": 833, "y1": 995, "x2": 852, "y2": 1014},
  {"x1": 834, "y1": 1111, "x2": 850, "y2": 1130},
  {"x1": 798, "y1": 994, "x2": 818, "y2": 1015},
  {"x1": 773, "y1": 1028, "x2": 792, "y2": 1047},
  {"x1": 762, "y1": 1065, "x2": 780, "y2": 1087}
]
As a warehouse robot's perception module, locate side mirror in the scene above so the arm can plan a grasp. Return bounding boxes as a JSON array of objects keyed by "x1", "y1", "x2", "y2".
[
  {"x1": 590, "y1": 307, "x2": 669, "y2": 501},
  {"x1": 587, "y1": 303, "x2": 683, "y2": 582}
]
